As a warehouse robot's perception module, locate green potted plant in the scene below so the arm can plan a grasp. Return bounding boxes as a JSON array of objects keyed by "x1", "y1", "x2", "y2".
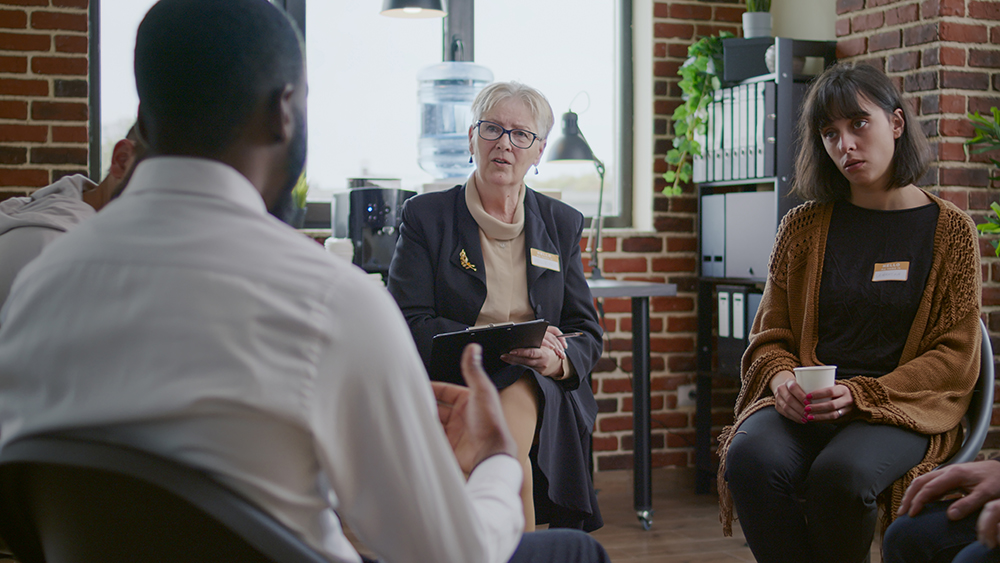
[
  {"x1": 967, "y1": 107, "x2": 1000, "y2": 254},
  {"x1": 743, "y1": 0, "x2": 772, "y2": 38},
  {"x1": 290, "y1": 171, "x2": 309, "y2": 229},
  {"x1": 663, "y1": 32, "x2": 732, "y2": 196}
]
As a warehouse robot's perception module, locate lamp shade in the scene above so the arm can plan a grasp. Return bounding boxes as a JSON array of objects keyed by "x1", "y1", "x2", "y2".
[
  {"x1": 380, "y1": 0, "x2": 447, "y2": 18},
  {"x1": 547, "y1": 112, "x2": 595, "y2": 161}
]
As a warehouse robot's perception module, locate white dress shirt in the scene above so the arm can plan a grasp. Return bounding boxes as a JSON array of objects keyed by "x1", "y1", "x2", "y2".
[{"x1": 0, "y1": 157, "x2": 523, "y2": 563}]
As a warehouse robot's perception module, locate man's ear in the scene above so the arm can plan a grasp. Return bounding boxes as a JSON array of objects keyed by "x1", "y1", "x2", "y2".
[
  {"x1": 109, "y1": 139, "x2": 136, "y2": 180},
  {"x1": 268, "y1": 84, "x2": 296, "y2": 143}
]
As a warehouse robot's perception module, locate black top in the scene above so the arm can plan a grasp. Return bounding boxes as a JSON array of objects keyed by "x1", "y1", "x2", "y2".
[{"x1": 816, "y1": 200, "x2": 939, "y2": 378}]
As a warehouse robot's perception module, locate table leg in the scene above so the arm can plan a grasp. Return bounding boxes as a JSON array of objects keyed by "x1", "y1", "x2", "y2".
[
  {"x1": 695, "y1": 374, "x2": 714, "y2": 494},
  {"x1": 631, "y1": 296, "x2": 653, "y2": 530}
]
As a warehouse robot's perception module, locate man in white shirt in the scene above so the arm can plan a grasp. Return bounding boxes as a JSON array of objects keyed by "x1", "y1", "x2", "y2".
[
  {"x1": 0, "y1": 126, "x2": 140, "y2": 307},
  {"x1": 0, "y1": 1, "x2": 608, "y2": 562}
]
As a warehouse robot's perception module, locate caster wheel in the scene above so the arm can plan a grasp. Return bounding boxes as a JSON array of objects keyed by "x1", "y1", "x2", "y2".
[{"x1": 636, "y1": 510, "x2": 653, "y2": 530}]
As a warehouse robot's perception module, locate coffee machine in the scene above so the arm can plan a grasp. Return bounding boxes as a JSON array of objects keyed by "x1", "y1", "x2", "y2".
[{"x1": 333, "y1": 179, "x2": 416, "y2": 280}]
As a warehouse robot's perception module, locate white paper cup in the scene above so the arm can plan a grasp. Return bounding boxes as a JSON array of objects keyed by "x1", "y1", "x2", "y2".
[{"x1": 793, "y1": 365, "x2": 837, "y2": 402}]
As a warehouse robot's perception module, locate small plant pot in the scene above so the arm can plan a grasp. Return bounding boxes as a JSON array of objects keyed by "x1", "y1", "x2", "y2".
[{"x1": 742, "y1": 12, "x2": 772, "y2": 39}]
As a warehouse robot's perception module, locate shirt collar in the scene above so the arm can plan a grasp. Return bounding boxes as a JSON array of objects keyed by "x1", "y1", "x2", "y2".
[
  {"x1": 124, "y1": 156, "x2": 269, "y2": 216},
  {"x1": 465, "y1": 174, "x2": 525, "y2": 241}
]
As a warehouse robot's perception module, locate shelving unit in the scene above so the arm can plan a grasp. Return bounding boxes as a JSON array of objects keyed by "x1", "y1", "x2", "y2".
[{"x1": 694, "y1": 37, "x2": 837, "y2": 494}]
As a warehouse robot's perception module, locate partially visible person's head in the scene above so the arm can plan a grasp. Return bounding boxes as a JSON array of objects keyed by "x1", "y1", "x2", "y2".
[
  {"x1": 83, "y1": 123, "x2": 146, "y2": 211},
  {"x1": 134, "y1": 0, "x2": 307, "y2": 222},
  {"x1": 793, "y1": 63, "x2": 930, "y2": 202},
  {"x1": 471, "y1": 82, "x2": 555, "y2": 141}
]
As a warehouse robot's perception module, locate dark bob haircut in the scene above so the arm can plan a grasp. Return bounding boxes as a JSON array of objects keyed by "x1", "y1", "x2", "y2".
[
  {"x1": 135, "y1": 0, "x2": 304, "y2": 158},
  {"x1": 792, "y1": 62, "x2": 930, "y2": 202}
]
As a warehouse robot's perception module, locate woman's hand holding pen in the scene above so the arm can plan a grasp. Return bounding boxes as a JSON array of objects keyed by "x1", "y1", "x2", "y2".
[{"x1": 503, "y1": 326, "x2": 571, "y2": 378}]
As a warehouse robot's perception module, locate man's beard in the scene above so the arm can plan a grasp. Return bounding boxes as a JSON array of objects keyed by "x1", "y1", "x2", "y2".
[{"x1": 268, "y1": 108, "x2": 308, "y2": 224}]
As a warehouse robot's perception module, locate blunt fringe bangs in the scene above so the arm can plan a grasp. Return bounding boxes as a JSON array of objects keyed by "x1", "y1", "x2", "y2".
[
  {"x1": 792, "y1": 63, "x2": 930, "y2": 202},
  {"x1": 472, "y1": 82, "x2": 555, "y2": 140}
]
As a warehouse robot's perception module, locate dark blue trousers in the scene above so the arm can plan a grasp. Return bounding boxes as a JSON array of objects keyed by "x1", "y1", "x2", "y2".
[
  {"x1": 884, "y1": 500, "x2": 1000, "y2": 563},
  {"x1": 361, "y1": 529, "x2": 609, "y2": 563},
  {"x1": 725, "y1": 407, "x2": 929, "y2": 563}
]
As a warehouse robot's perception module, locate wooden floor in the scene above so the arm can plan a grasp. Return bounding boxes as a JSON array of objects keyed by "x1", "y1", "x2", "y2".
[{"x1": 589, "y1": 467, "x2": 882, "y2": 563}]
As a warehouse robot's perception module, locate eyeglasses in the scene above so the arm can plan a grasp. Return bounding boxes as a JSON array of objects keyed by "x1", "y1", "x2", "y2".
[{"x1": 475, "y1": 120, "x2": 540, "y2": 149}]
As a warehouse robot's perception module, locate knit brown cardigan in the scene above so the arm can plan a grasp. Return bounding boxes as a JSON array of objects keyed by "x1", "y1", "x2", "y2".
[{"x1": 717, "y1": 193, "x2": 982, "y2": 536}]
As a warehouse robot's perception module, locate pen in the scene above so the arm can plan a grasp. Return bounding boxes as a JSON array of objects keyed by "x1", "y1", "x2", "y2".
[{"x1": 558, "y1": 332, "x2": 585, "y2": 339}]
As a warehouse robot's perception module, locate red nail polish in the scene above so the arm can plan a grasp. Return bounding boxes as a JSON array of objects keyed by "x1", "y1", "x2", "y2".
[
  {"x1": 801, "y1": 417, "x2": 808, "y2": 423},
  {"x1": 807, "y1": 415, "x2": 814, "y2": 421},
  {"x1": 806, "y1": 393, "x2": 813, "y2": 400},
  {"x1": 804, "y1": 405, "x2": 811, "y2": 413}
]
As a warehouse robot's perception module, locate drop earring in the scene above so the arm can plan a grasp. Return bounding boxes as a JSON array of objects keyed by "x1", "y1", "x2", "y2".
[
  {"x1": 469, "y1": 155, "x2": 474, "y2": 164},
  {"x1": 533, "y1": 165, "x2": 539, "y2": 175}
]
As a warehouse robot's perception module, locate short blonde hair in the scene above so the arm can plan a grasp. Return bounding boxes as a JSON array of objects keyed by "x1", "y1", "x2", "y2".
[{"x1": 471, "y1": 81, "x2": 555, "y2": 140}]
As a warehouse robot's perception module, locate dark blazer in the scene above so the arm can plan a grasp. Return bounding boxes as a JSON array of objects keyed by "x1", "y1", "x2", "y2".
[{"x1": 387, "y1": 184, "x2": 603, "y2": 530}]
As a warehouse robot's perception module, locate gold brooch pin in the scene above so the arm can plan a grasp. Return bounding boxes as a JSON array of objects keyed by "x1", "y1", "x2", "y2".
[{"x1": 460, "y1": 249, "x2": 477, "y2": 272}]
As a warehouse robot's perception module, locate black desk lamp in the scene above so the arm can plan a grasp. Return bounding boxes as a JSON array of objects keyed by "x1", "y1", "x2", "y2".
[{"x1": 548, "y1": 111, "x2": 606, "y2": 280}]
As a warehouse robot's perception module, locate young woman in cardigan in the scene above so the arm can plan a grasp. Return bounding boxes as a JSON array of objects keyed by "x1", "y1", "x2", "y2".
[{"x1": 718, "y1": 62, "x2": 982, "y2": 563}]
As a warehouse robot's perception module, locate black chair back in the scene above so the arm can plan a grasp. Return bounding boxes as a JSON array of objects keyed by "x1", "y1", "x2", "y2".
[
  {"x1": 0, "y1": 432, "x2": 331, "y2": 563},
  {"x1": 941, "y1": 318, "x2": 995, "y2": 467}
]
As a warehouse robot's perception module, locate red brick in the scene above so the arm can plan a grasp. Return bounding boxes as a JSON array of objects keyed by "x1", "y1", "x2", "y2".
[
  {"x1": 851, "y1": 12, "x2": 884, "y2": 33},
  {"x1": 938, "y1": 189, "x2": 969, "y2": 210},
  {"x1": 598, "y1": 415, "x2": 633, "y2": 433},
  {"x1": 607, "y1": 337, "x2": 632, "y2": 352},
  {"x1": 837, "y1": 0, "x2": 864, "y2": 15},
  {"x1": 601, "y1": 297, "x2": 631, "y2": 314},
  {"x1": 667, "y1": 316, "x2": 698, "y2": 332},
  {"x1": 596, "y1": 454, "x2": 633, "y2": 471},
  {"x1": 869, "y1": 30, "x2": 901, "y2": 52},
  {"x1": 983, "y1": 286, "x2": 1000, "y2": 306},
  {"x1": 666, "y1": 236, "x2": 697, "y2": 252},
  {"x1": 0, "y1": 123, "x2": 45, "y2": 142},
  {"x1": 653, "y1": 60, "x2": 682, "y2": 79},
  {"x1": 668, "y1": 354, "x2": 697, "y2": 372},
  {"x1": 971, "y1": 1, "x2": 1000, "y2": 20},
  {"x1": 869, "y1": 0, "x2": 894, "y2": 6},
  {"x1": 0, "y1": 168, "x2": 47, "y2": 187},
  {"x1": 836, "y1": 18, "x2": 850, "y2": 37},
  {"x1": 603, "y1": 257, "x2": 647, "y2": 274},
  {"x1": 667, "y1": 43, "x2": 689, "y2": 59},
  {"x1": 622, "y1": 236, "x2": 665, "y2": 254},
  {"x1": 602, "y1": 377, "x2": 632, "y2": 394},
  {"x1": 653, "y1": 2, "x2": 669, "y2": 18},
  {"x1": 941, "y1": 22, "x2": 988, "y2": 43},
  {"x1": 619, "y1": 354, "x2": 666, "y2": 374},
  {"x1": 30, "y1": 146, "x2": 87, "y2": 165},
  {"x1": 0, "y1": 8, "x2": 26, "y2": 28},
  {"x1": 665, "y1": 431, "x2": 696, "y2": 449},
  {"x1": 938, "y1": 142, "x2": 967, "y2": 162},
  {"x1": 31, "y1": 55, "x2": 87, "y2": 75},
  {"x1": 651, "y1": 296, "x2": 694, "y2": 312},
  {"x1": 53, "y1": 78, "x2": 86, "y2": 98},
  {"x1": 888, "y1": 51, "x2": 920, "y2": 73},
  {"x1": 619, "y1": 317, "x2": 665, "y2": 334},
  {"x1": 52, "y1": 0, "x2": 88, "y2": 7},
  {"x1": 970, "y1": 96, "x2": 1000, "y2": 114},
  {"x1": 31, "y1": 11, "x2": 87, "y2": 32},
  {"x1": 653, "y1": 216, "x2": 694, "y2": 233},
  {"x1": 941, "y1": 70, "x2": 990, "y2": 90},
  {"x1": 696, "y1": 24, "x2": 738, "y2": 39},
  {"x1": 940, "y1": 117, "x2": 975, "y2": 136},
  {"x1": 837, "y1": 37, "x2": 866, "y2": 58},
  {"x1": 592, "y1": 436, "x2": 618, "y2": 452},
  {"x1": 652, "y1": 451, "x2": 691, "y2": 469},
  {"x1": 51, "y1": 125, "x2": 86, "y2": 143},
  {"x1": 0, "y1": 53, "x2": 24, "y2": 72},
  {"x1": 670, "y1": 4, "x2": 711, "y2": 20},
  {"x1": 622, "y1": 394, "x2": 665, "y2": 413},
  {"x1": 714, "y1": 7, "x2": 744, "y2": 23},
  {"x1": 0, "y1": 99, "x2": 26, "y2": 119},
  {"x1": 940, "y1": 167, "x2": 990, "y2": 188},
  {"x1": 904, "y1": 71, "x2": 938, "y2": 92},
  {"x1": 54, "y1": 34, "x2": 86, "y2": 53},
  {"x1": 971, "y1": 50, "x2": 1000, "y2": 69},
  {"x1": 31, "y1": 101, "x2": 87, "y2": 121},
  {"x1": 0, "y1": 146, "x2": 26, "y2": 164},
  {"x1": 904, "y1": 23, "x2": 939, "y2": 46},
  {"x1": 994, "y1": 26, "x2": 1000, "y2": 45},
  {"x1": 886, "y1": 4, "x2": 919, "y2": 26},
  {"x1": 0, "y1": 0, "x2": 47, "y2": 5},
  {"x1": 940, "y1": 46, "x2": 966, "y2": 67},
  {"x1": 654, "y1": 22, "x2": 693, "y2": 40},
  {"x1": 650, "y1": 336, "x2": 694, "y2": 353},
  {"x1": 970, "y1": 190, "x2": 999, "y2": 210},
  {"x1": 653, "y1": 42, "x2": 666, "y2": 58},
  {"x1": 0, "y1": 31, "x2": 49, "y2": 51},
  {"x1": 941, "y1": 94, "x2": 966, "y2": 114},
  {"x1": 651, "y1": 257, "x2": 696, "y2": 273},
  {"x1": 652, "y1": 411, "x2": 689, "y2": 429}
]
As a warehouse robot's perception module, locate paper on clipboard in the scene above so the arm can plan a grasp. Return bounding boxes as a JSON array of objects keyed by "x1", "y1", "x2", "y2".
[{"x1": 429, "y1": 319, "x2": 549, "y2": 386}]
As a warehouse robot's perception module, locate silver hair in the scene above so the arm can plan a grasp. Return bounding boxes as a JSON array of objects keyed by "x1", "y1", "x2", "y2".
[{"x1": 471, "y1": 81, "x2": 555, "y2": 140}]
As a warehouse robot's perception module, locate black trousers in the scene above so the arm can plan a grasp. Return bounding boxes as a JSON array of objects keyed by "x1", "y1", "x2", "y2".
[
  {"x1": 884, "y1": 500, "x2": 1000, "y2": 563},
  {"x1": 725, "y1": 407, "x2": 929, "y2": 563},
  {"x1": 360, "y1": 529, "x2": 610, "y2": 563}
]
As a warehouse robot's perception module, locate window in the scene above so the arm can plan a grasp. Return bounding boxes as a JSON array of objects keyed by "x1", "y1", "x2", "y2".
[{"x1": 96, "y1": 1, "x2": 640, "y2": 227}]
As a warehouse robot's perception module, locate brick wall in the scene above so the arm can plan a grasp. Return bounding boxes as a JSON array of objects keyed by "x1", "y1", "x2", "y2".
[
  {"x1": 834, "y1": 0, "x2": 1000, "y2": 456},
  {"x1": 587, "y1": 1, "x2": 742, "y2": 472},
  {"x1": 0, "y1": 0, "x2": 89, "y2": 199}
]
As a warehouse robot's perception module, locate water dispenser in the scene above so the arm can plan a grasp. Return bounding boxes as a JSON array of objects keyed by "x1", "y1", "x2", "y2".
[{"x1": 417, "y1": 62, "x2": 493, "y2": 179}]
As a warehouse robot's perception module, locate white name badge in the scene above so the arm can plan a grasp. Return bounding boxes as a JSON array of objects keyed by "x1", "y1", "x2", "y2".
[
  {"x1": 873, "y1": 261, "x2": 910, "y2": 282},
  {"x1": 530, "y1": 248, "x2": 560, "y2": 272}
]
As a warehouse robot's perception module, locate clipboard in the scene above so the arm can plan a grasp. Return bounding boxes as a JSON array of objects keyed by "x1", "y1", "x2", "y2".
[{"x1": 429, "y1": 319, "x2": 549, "y2": 385}]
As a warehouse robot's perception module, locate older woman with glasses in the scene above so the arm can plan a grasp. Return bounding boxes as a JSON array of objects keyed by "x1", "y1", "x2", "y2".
[{"x1": 387, "y1": 81, "x2": 603, "y2": 533}]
